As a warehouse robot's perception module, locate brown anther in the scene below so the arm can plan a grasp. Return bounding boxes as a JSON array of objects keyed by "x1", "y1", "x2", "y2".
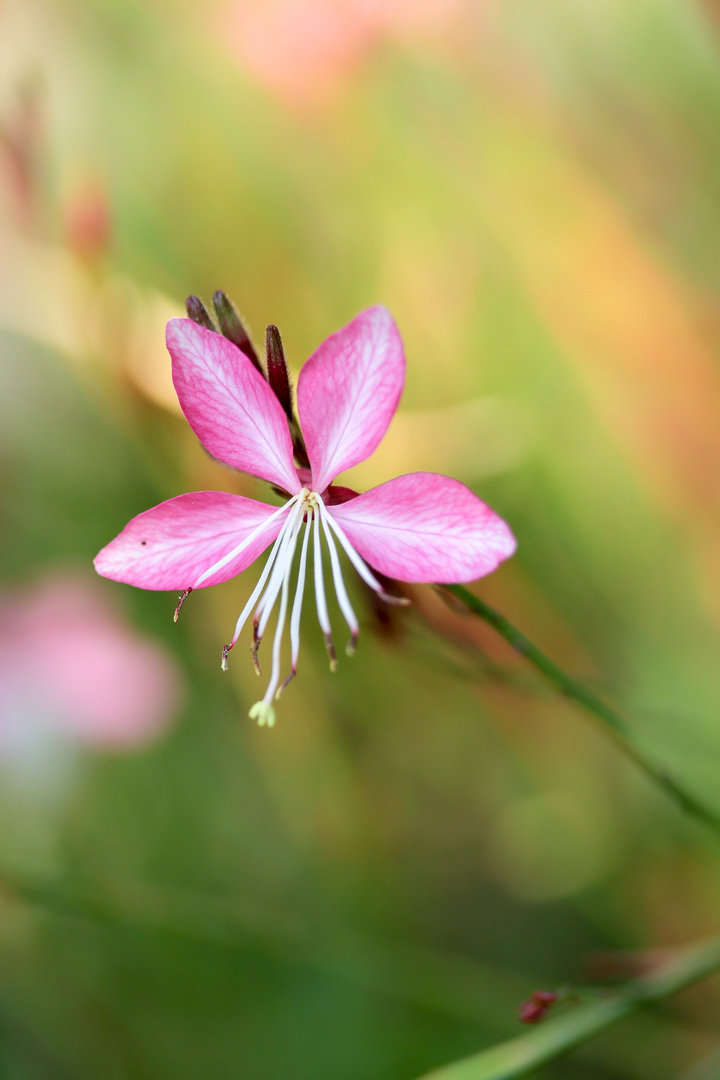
[
  {"x1": 276, "y1": 670, "x2": 296, "y2": 699},
  {"x1": 174, "y1": 587, "x2": 193, "y2": 622},
  {"x1": 251, "y1": 620, "x2": 263, "y2": 674},
  {"x1": 324, "y1": 633, "x2": 337, "y2": 672},
  {"x1": 378, "y1": 589, "x2": 411, "y2": 607},
  {"x1": 221, "y1": 643, "x2": 232, "y2": 671}
]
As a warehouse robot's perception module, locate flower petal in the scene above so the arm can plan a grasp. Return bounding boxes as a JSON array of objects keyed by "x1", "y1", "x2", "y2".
[
  {"x1": 167, "y1": 319, "x2": 300, "y2": 493},
  {"x1": 297, "y1": 306, "x2": 405, "y2": 493},
  {"x1": 328, "y1": 472, "x2": 516, "y2": 583},
  {"x1": 94, "y1": 492, "x2": 285, "y2": 590}
]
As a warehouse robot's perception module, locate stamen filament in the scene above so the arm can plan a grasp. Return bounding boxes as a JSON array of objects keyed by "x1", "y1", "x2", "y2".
[
  {"x1": 312, "y1": 501, "x2": 336, "y2": 670},
  {"x1": 249, "y1": 504, "x2": 309, "y2": 726},
  {"x1": 312, "y1": 503, "x2": 331, "y2": 635},
  {"x1": 194, "y1": 496, "x2": 299, "y2": 589},
  {"x1": 255, "y1": 501, "x2": 304, "y2": 646},
  {"x1": 318, "y1": 502, "x2": 359, "y2": 651},
  {"x1": 288, "y1": 508, "x2": 313, "y2": 672},
  {"x1": 323, "y1": 510, "x2": 410, "y2": 606},
  {"x1": 173, "y1": 587, "x2": 192, "y2": 622},
  {"x1": 227, "y1": 488, "x2": 410, "y2": 721},
  {"x1": 253, "y1": 540, "x2": 293, "y2": 725},
  {"x1": 253, "y1": 506, "x2": 299, "y2": 630},
  {"x1": 226, "y1": 504, "x2": 298, "y2": 658}
]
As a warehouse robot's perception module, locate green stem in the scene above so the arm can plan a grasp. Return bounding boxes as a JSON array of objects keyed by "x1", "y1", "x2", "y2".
[
  {"x1": 441, "y1": 584, "x2": 720, "y2": 838},
  {"x1": 419, "y1": 934, "x2": 720, "y2": 1080}
]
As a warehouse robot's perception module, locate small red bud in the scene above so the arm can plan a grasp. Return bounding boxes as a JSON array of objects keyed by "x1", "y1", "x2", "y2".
[{"x1": 519, "y1": 991, "x2": 559, "y2": 1025}]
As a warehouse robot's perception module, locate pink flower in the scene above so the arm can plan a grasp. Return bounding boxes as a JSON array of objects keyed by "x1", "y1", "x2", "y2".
[
  {"x1": 0, "y1": 573, "x2": 181, "y2": 757},
  {"x1": 218, "y1": 0, "x2": 463, "y2": 109},
  {"x1": 95, "y1": 306, "x2": 515, "y2": 726}
]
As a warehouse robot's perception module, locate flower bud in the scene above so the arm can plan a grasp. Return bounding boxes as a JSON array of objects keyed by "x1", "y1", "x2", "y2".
[
  {"x1": 265, "y1": 325, "x2": 294, "y2": 421},
  {"x1": 185, "y1": 295, "x2": 216, "y2": 331},
  {"x1": 519, "y1": 991, "x2": 559, "y2": 1025},
  {"x1": 212, "y1": 291, "x2": 263, "y2": 374}
]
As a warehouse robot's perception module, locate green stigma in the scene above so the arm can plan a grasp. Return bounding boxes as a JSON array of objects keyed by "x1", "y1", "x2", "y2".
[{"x1": 249, "y1": 701, "x2": 276, "y2": 728}]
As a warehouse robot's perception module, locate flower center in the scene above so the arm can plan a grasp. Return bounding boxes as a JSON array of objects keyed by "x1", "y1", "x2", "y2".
[{"x1": 216, "y1": 487, "x2": 406, "y2": 727}]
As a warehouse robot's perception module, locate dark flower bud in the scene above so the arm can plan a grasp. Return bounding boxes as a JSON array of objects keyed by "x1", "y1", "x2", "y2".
[
  {"x1": 185, "y1": 295, "x2": 216, "y2": 331},
  {"x1": 266, "y1": 325, "x2": 294, "y2": 422},
  {"x1": 212, "y1": 290, "x2": 263, "y2": 375}
]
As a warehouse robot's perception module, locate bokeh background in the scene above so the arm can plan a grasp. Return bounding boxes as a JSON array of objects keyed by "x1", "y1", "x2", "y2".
[{"x1": 1, "y1": 0, "x2": 720, "y2": 1077}]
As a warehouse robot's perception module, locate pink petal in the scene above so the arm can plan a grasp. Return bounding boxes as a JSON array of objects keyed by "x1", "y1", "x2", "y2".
[
  {"x1": 167, "y1": 319, "x2": 300, "y2": 494},
  {"x1": 328, "y1": 472, "x2": 517, "y2": 583},
  {"x1": 94, "y1": 492, "x2": 285, "y2": 590},
  {"x1": 297, "y1": 306, "x2": 405, "y2": 493}
]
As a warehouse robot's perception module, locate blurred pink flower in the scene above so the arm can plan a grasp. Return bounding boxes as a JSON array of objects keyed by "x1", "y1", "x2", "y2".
[
  {"x1": 0, "y1": 573, "x2": 181, "y2": 754},
  {"x1": 218, "y1": 0, "x2": 464, "y2": 106},
  {"x1": 95, "y1": 306, "x2": 515, "y2": 727}
]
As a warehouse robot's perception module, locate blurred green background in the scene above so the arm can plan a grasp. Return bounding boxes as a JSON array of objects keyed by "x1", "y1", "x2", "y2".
[{"x1": 1, "y1": 0, "x2": 720, "y2": 1077}]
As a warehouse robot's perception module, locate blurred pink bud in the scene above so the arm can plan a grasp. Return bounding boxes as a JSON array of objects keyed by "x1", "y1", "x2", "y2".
[
  {"x1": 0, "y1": 78, "x2": 45, "y2": 232},
  {"x1": 519, "y1": 990, "x2": 560, "y2": 1025},
  {"x1": 0, "y1": 572, "x2": 181, "y2": 752}
]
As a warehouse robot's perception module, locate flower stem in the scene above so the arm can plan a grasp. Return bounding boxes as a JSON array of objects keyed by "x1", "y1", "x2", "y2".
[
  {"x1": 441, "y1": 584, "x2": 720, "y2": 838},
  {"x1": 418, "y1": 933, "x2": 720, "y2": 1080}
]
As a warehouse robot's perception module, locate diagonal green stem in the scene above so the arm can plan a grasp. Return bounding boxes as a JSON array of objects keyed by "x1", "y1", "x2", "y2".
[
  {"x1": 441, "y1": 584, "x2": 720, "y2": 838},
  {"x1": 418, "y1": 934, "x2": 720, "y2": 1080}
]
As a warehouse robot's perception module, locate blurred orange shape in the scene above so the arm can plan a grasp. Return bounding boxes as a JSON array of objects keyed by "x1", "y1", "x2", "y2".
[
  {"x1": 63, "y1": 176, "x2": 112, "y2": 263},
  {"x1": 483, "y1": 123, "x2": 720, "y2": 528}
]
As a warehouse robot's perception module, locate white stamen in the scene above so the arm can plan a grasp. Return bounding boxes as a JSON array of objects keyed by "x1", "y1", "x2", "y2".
[
  {"x1": 255, "y1": 500, "x2": 304, "y2": 645},
  {"x1": 319, "y1": 502, "x2": 359, "y2": 647},
  {"x1": 253, "y1": 502, "x2": 301, "y2": 628},
  {"x1": 323, "y1": 509, "x2": 410, "y2": 605},
  {"x1": 228, "y1": 505, "x2": 297, "y2": 650},
  {"x1": 312, "y1": 502, "x2": 331, "y2": 637},
  {"x1": 288, "y1": 508, "x2": 313, "y2": 671},
  {"x1": 225, "y1": 486, "x2": 409, "y2": 723},
  {"x1": 194, "y1": 495, "x2": 299, "y2": 589},
  {"x1": 249, "y1": 526, "x2": 296, "y2": 727},
  {"x1": 311, "y1": 499, "x2": 336, "y2": 670}
]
